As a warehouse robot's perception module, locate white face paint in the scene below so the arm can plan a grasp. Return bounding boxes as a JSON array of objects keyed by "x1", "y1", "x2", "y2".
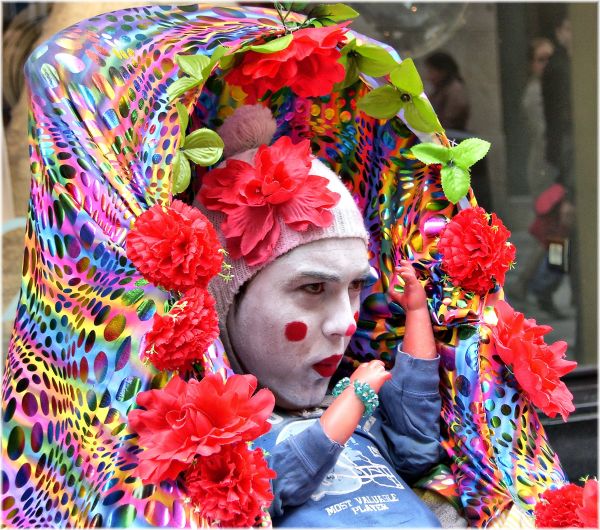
[{"x1": 227, "y1": 238, "x2": 370, "y2": 410}]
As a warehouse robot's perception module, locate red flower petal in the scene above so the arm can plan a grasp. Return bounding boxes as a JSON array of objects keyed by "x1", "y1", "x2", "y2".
[
  {"x1": 198, "y1": 137, "x2": 340, "y2": 266},
  {"x1": 491, "y1": 300, "x2": 577, "y2": 420},
  {"x1": 577, "y1": 479, "x2": 599, "y2": 528},
  {"x1": 535, "y1": 483, "x2": 585, "y2": 527},
  {"x1": 143, "y1": 288, "x2": 219, "y2": 372},
  {"x1": 126, "y1": 200, "x2": 223, "y2": 292},
  {"x1": 438, "y1": 207, "x2": 516, "y2": 294},
  {"x1": 185, "y1": 442, "x2": 276, "y2": 527},
  {"x1": 128, "y1": 374, "x2": 275, "y2": 484},
  {"x1": 225, "y1": 24, "x2": 347, "y2": 100}
]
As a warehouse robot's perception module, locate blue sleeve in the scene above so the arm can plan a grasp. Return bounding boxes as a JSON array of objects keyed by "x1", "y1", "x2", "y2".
[
  {"x1": 375, "y1": 350, "x2": 443, "y2": 483},
  {"x1": 267, "y1": 420, "x2": 343, "y2": 518}
]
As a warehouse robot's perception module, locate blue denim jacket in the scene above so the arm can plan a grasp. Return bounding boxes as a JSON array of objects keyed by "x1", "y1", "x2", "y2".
[{"x1": 255, "y1": 351, "x2": 443, "y2": 527}]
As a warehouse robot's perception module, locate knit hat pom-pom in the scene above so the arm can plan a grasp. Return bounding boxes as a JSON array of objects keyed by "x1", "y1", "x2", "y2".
[{"x1": 218, "y1": 104, "x2": 277, "y2": 158}]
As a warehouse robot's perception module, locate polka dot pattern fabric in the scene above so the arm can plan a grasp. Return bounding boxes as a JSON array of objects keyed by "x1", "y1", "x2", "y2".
[{"x1": 2, "y1": 4, "x2": 566, "y2": 527}]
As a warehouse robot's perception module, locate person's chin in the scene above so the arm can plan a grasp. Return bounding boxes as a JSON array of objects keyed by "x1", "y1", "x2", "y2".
[{"x1": 275, "y1": 380, "x2": 328, "y2": 411}]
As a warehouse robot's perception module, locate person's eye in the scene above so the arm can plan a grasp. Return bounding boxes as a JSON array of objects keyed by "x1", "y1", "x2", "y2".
[
  {"x1": 349, "y1": 279, "x2": 365, "y2": 292},
  {"x1": 301, "y1": 283, "x2": 325, "y2": 295}
]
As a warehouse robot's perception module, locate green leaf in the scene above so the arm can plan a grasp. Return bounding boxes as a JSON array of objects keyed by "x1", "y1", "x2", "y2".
[
  {"x1": 410, "y1": 143, "x2": 451, "y2": 165},
  {"x1": 172, "y1": 151, "x2": 191, "y2": 194},
  {"x1": 175, "y1": 54, "x2": 210, "y2": 80},
  {"x1": 340, "y1": 36, "x2": 357, "y2": 55},
  {"x1": 182, "y1": 128, "x2": 224, "y2": 166},
  {"x1": 310, "y1": 3, "x2": 359, "y2": 22},
  {"x1": 175, "y1": 102, "x2": 189, "y2": 137},
  {"x1": 167, "y1": 76, "x2": 201, "y2": 103},
  {"x1": 441, "y1": 165, "x2": 471, "y2": 204},
  {"x1": 284, "y1": 2, "x2": 309, "y2": 10},
  {"x1": 219, "y1": 49, "x2": 238, "y2": 71},
  {"x1": 249, "y1": 33, "x2": 293, "y2": 54},
  {"x1": 450, "y1": 138, "x2": 491, "y2": 170},
  {"x1": 355, "y1": 43, "x2": 398, "y2": 77},
  {"x1": 389, "y1": 59, "x2": 424, "y2": 95},
  {"x1": 403, "y1": 96, "x2": 444, "y2": 133},
  {"x1": 357, "y1": 85, "x2": 403, "y2": 119},
  {"x1": 203, "y1": 45, "x2": 228, "y2": 77},
  {"x1": 336, "y1": 52, "x2": 360, "y2": 90},
  {"x1": 339, "y1": 62, "x2": 361, "y2": 90}
]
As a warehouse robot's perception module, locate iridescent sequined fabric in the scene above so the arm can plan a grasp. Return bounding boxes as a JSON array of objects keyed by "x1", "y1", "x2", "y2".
[{"x1": 2, "y1": 4, "x2": 566, "y2": 527}]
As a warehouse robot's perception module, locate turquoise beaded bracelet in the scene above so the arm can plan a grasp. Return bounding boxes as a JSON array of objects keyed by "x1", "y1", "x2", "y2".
[{"x1": 331, "y1": 377, "x2": 379, "y2": 417}]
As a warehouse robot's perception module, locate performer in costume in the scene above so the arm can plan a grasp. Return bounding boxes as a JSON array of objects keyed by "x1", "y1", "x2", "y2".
[
  {"x1": 193, "y1": 104, "x2": 444, "y2": 526},
  {"x1": 2, "y1": 3, "x2": 580, "y2": 528}
]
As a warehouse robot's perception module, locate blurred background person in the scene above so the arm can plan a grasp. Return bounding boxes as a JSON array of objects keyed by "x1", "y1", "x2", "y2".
[
  {"x1": 510, "y1": 37, "x2": 559, "y2": 312},
  {"x1": 522, "y1": 37, "x2": 555, "y2": 196},
  {"x1": 423, "y1": 51, "x2": 493, "y2": 211},
  {"x1": 542, "y1": 12, "x2": 578, "y2": 314},
  {"x1": 527, "y1": 183, "x2": 574, "y2": 319},
  {"x1": 423, "y1": 51, "x2": 470, "y2": 131},
  {"x1": 542, "y1": 15, "x2": 573, "y2": 189}
]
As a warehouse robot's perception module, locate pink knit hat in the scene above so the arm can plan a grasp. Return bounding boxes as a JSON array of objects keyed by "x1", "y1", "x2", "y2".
[{"x1": 193, "y1": 104, "x2": 369, "y2": 345}]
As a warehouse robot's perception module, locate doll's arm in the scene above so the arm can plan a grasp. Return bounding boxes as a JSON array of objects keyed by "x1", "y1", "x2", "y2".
[
  {"x1": 390, "y1": 260, "x2": 436, "y2": 359},
  {"x1": 373, "y1": 260, "x2": 442, "y2": 481},
  {"x1": 319, "y1": 360, "x2": 391, "y2": 444},
  {"x1": 376, "y1": 352, "x2": 442, "y2": 481},
  {"x1": 266, "y1": 420, "x2": 343, "y2": 516},
  {"x1": 268, "y1": 361, "x2": 391, "y2": 515}
]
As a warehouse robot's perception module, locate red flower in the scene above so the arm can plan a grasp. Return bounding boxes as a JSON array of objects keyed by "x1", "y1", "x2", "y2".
[
  {"x1": 126, "y1": 200, "x2": 223, "y2": 292},
  {"x1": 437, "y1": 206, "x2": 516, "y2": 294},
  {"x1": 199, "y1": 136, "x2": 340, "y2": 266},
  {"x1": 577, "y1": 479, "x2": 599, "y2": 528},
  {"x1": 535, "y1": 483, "x2": 585, "y2": 527},
  {"x1": 144, "y1": 288, "x2": 219, "y2": 372},
  {"x1": 127, "y1": 373, "x2": 275, "y2": 483},
  {"x1": 491, "y1": 300, "x2": 577, "y2": 421},
  {"x1": 225, "y1": 25, "x2": 347, "y2": 101},
  {"x1": 184, "y1": 442, "x2": 276, "y2": 527}
]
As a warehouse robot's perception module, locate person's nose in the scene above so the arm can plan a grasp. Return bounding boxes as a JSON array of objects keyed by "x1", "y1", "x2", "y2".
[{"x1": 322, "y1": 292, "x2": 358, "y2": 339}]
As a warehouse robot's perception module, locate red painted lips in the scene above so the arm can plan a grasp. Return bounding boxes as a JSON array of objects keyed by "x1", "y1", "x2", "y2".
[{"x1": 312, "y1": 354, "x2": 343, "y2": 377}]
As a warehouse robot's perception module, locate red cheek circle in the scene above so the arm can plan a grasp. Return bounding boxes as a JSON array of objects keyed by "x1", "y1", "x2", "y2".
[
  {"x1": 285, "y1": 321, "x2": 308, "y2": 342},
  {"x1": 353, "y1": 312, "x2": 359, "y2": 322},
  {"x1": 345, "y1": 323, "x2": 357, "y2": 337}
]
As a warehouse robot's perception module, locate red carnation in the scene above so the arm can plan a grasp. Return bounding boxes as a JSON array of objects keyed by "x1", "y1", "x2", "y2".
[
  {"x1": 126, "y1": 200, "x2": 223, "y2": 292},
  {"x1": 577, "y1": 479, "x2": 599, "y2": 528},
  {"x1": 535, "y1": 483, "x2": 585, "y2": 527},
  {"x1": 185, "y1": 442, "x2": 276, "y2": 527},
  {"x1": 199, "y1": 136, "x2": 340, "y2": 266},
  {"x1": 491, "y1": 300, "x2": 577, "y2": 421},
  {"x1": 144, "y1": 288, "x2": 219, "y2": 372},
  {"x1": 225, "y1": 25, "x2": 347, "y2": 101},
  {"x1": 437, "y1": 206, "x2": 516, "y2": 294},
  {"x1": 128, "y1": 373, "x2": 275, "y2": 484}
]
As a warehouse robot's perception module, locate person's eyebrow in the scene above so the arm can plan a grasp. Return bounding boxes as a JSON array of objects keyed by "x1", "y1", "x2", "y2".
[
  {"x1": 294, "y1": 270, "x2": 342, "y2": 282},
  {"x1": 291, "y1": 266, "x2": 372, "y2": 283}
]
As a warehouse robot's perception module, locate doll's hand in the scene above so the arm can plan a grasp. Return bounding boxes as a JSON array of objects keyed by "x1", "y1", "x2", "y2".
[
  {"x1": 321, "y1": 360, "x2": 391, "y2": 444},
  {"x1": 350, "y1": 360, "x2": 392, "y2": 394},
  {"x1": 389, "y1": 260, "x2": 428, "y2": 312}
]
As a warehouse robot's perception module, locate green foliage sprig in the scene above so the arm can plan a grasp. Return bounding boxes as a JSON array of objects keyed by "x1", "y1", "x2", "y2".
[
  {"x1": 337, "y1": 37, "x2": 398, "y2": 89},
  {"x1": 409, "y1": 138, "x2": 491, "y2": 203},
  {"x1": 274, "y1": 2, "x2": 358, "y2": 30},
  {"x1": 357, "y1": 58, "x2": 443, "y2": 133},
  {"x1": 167, "y1": 49, "x2": 227, "y2": 103},
  {"x1": 171, "y1": 102, "x2": 224, "y2": 195}
]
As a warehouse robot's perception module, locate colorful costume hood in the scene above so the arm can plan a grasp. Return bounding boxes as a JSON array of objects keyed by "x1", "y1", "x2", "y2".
[{"x1": 2, "y1": 4, "x2": 568, "y2": 528}]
